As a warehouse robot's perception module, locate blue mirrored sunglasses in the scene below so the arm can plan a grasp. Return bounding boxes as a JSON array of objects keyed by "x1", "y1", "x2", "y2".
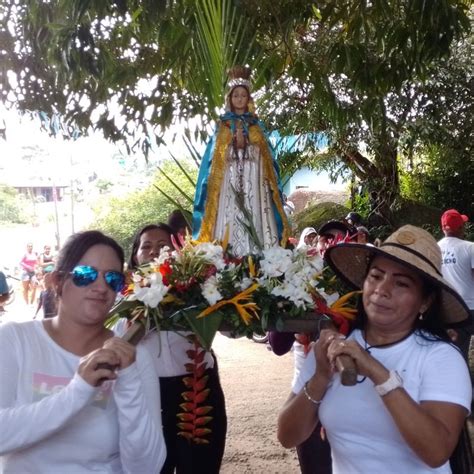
[{"x1": 69, "y1": 265, "x2": 125, "y2": 293}]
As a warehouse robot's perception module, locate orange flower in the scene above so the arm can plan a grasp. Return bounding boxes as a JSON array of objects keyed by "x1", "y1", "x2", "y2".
[{"x1": 197, "y1": 283, "x2": 260, "y2": 325}]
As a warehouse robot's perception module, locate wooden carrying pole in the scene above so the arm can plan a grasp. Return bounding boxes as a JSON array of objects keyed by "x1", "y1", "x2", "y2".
[
  {"x1": 97, "y1": 322, "x2": 146, "y2": 374},
  {"x1": 274, "y1": 316, "x2": 358, "y2": 386},
  {"x1": 320, "y1": 319, "x2": 358, "y2": 386},
  {"x1": 103, "y1": 315, "x2": 358, "y2": 386}
]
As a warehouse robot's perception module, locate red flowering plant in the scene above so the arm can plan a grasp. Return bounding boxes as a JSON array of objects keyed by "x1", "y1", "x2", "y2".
[
  {"x1": 107, "y1": 233, "x2": 360, "y2": 442},
  {"x1": 108, "y1": 236, "x2": 264, "y2": 350},
  {"x1": 108, "y1": 231, "x2": 358, "y2": 351}
]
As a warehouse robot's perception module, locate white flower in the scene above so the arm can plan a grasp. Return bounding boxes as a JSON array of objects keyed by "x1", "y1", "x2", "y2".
[
  {"x1": 271, "y1": 278, "x2": 313, "y2": 308},
  {"x1": 201, "y1": 275, "x2": 224, "y2": 306},
  {"x1": 239, "y1": 277, "x2": 253, "y2": 291},
  {"x1": 132, "y1": 273, "x2": 144, "y2": 283},
  {"x1": 134, "y1": 272, "x2": 168, "y2": 308},
  {"x1": 194, "y1": 242, "x2": 226, "y2": 270},
  {"x1": 260, "y1": 247, "x2": 293, "y2": 278},
  {"x1": 155, "y1": 247, "x2": 171, "y2": 265}
]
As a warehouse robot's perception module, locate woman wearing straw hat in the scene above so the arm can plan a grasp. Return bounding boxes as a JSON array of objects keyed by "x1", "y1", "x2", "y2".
[{"x1": 277, "y1": 225, "x2": 472, "y2": 473}]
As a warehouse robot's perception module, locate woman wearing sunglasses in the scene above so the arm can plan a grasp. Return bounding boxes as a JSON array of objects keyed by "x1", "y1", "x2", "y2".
[
  {"x1": 0, "y1": 230, "x2": 166, "y2": 473},
  {"x1": 126, "y1": 223, "x2": 227, "y2": 474}
]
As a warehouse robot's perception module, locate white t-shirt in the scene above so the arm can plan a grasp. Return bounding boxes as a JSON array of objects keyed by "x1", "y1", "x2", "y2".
[
  {"x1": 438, "y1": 236, "x2": 474, "y2": 309},
  {"x1": 291, "y1": 340, "x2": 307, "y2": 388},
  {"x1": 293, "y1": 330, "x2": 472, "y2": 474},
  {"x1": 114, "y1": 319, "x2": 215, "y2": 378},
  {"x1": 142, "y1": 330, "x2": 215, "y2": 377},
  {"x1": 0, "y1": 320, "x2": 166, "y2": 474}
]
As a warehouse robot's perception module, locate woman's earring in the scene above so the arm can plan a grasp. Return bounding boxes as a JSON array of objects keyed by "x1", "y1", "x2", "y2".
[{"x1": 418, "y1": 311, "x2": 424, "y2": 321}]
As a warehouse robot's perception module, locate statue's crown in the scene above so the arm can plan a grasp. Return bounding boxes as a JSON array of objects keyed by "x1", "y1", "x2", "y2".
[{"x1": 227, "y1": 66, "x2": 252, "y2": 90}]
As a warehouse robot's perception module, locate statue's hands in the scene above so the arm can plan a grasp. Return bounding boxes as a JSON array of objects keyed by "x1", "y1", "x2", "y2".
[{"x1": 234, "y1": 127, "x2": 246, "y2": 149}]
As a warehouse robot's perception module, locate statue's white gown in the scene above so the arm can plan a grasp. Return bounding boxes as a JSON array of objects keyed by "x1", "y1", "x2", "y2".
[{"x1": 214, "y1": 145, "x2": 279, "y2": 256}]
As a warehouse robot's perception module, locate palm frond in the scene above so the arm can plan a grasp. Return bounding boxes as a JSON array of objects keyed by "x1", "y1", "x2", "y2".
[
  {"x1": 183, "y1": 134, "x2": 204, "y2": 168},
  {"x1": 193, "y1": 0, "x2": 263, "y2": 114},
  {"x1": 168, "y1": 152, "x2": 197, "y2": 188},
  {"x1": 231, "y1": 184, "x2": 263, "y2": 251}
]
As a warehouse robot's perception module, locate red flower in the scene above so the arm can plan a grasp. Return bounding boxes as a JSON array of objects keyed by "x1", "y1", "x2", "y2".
[
  {"x1": 159, "y1": 260, "x2": 173, "y2": 286},
  {"x1": 177, "y1": 336, "x2": 213, "y2": 444},
  {"x1": 203, "y1": 265, "x2": 217, "y2": 279},
  {"x1": 174, "y1": 276, "x2": 198, "y2": 293},
  {"x1": 318, "y1": 232, "x2": 354, "y2": 257},
  {"x1": 313, "y1": 298, "x2": 350, "y2": 336},
  {"x1": 295, "y1": 333, "x2": 313, "y2": 355},
  {"x1": 224, "y1": 255, "x2": 242, "y2": 266}
]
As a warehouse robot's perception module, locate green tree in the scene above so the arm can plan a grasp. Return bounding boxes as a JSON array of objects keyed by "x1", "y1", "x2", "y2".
[
  {"x1": 400, "y1": 34, "x2": 473, "y2": 216},
  {"x1": 91, "y1": 159, "x2": 197, "y2": 254},
  {"x1": 254, "y1": 1, "x2": 472, "y2": 223},
  {"x1": 0, "y1": 0, "x2": 471, "y2": 222},
  {"x1": 0, "y1": 186, "x2": 28, "y2": 224}
]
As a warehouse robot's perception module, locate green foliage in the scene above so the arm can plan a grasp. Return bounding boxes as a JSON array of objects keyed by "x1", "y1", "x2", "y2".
[
  {"x1": 90, "y1": 160, "x2": 197, "y2": 255},
  {"x1": 348, "y1": 192, "x2": 371, "y2": 222},
  {"x1": 95, "y1": 179, "x2": 114, "y2": 194},
  {"x1": 1, "y1": 0, "x2": 471, "y2": 221},
  {"x1": 256, "y1": 1, "x2": 472, "y2": 222},
  {"x1": 401, "y1": 147, "x2": 474, "y2": 217},
  {"x1": 0, "y1": 187, "x2": 28, "y2": 224}
]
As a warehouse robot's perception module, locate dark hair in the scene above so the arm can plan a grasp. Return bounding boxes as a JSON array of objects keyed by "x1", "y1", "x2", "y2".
[
  {"x1": 346, "y1": 212, "x2": 362, "y2": 225},
  {"x1": 167, "y1": 209, "x2": 192, "y2": 235},
  {"x1": 351, "y1": 257, "x2": 451, "y2": 343},
  {"x1": 128, "y1": 223, "x2": 175, "y2": 269},
  {"x1": 55, "y1": 231, "x2": 124, "y2": 293}
]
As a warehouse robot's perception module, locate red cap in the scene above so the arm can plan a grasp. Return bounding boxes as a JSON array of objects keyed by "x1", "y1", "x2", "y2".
[{"x1": 441, "y1": 209, "x2": 469, "y2": 231}]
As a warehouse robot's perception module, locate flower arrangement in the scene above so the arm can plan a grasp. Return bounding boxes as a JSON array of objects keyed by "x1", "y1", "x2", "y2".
[{"x1": 108, "y1": 235, "x2": 357, "y2": 350}]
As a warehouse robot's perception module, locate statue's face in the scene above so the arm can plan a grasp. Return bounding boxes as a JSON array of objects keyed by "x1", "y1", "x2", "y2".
[{"x1": 230, "y1": 86, "x2": 249, "y2": 113}]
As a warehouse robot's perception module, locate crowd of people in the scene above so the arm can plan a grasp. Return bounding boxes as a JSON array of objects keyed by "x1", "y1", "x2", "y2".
[
  {"x1": 0, "y1": 206, "x2": 472, "y2": 473},
  {"x1": 0, "y1": 243, "x2": 57, "y2": 317},
  {"x1": 0, "y1": 62, "x2": 471, "y2": 473}
]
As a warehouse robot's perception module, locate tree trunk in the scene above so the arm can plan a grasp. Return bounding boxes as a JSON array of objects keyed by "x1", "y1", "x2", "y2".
[{"x1": 340, "y1": 145, "x2": 399, "y2": 226}]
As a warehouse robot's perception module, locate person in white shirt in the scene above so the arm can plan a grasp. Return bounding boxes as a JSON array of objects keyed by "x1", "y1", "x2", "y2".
[
  {"x1": 127, "y1": 223, "x2": 227, "y2": 474},
  {"x1": 438, "y1": 209, "x2": 474, "y2": 328},
  {"x1": 438, "y1": 209, "x2": 473, "y2": 306},
  {"x1": 296, "y1": 227, "x2": 318, "y2": 250},
  {"x1": 0, "y1": 230, "x2": 166, "y2": 474},
  {"x1": 278, "y1": 225, "x2": 472, "y2": 474}
]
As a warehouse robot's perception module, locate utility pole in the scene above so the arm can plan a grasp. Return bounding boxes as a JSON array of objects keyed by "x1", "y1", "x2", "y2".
[
  {"x1": 52, "y1": 182, "x2": 60, "y2": 249},
  {"x1": 70, "y1": 154, "x2": 75, "y2": 234}
]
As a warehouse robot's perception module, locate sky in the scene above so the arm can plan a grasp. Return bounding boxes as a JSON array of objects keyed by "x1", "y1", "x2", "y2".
[
  {"x1": 0, "y1": 106, "x2": 345, "y2": 269},
  {"x1": 0, "y1": 106, "x2": 345, "y2": 190}
]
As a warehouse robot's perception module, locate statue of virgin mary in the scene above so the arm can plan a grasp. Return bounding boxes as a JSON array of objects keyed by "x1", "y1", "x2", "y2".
[{"x1": 192, "y1": 66, "x2": 290, "y2": 256}]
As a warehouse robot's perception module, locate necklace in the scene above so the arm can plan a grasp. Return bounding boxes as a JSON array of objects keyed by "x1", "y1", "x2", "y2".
[
  {"x1": 363, "y1": 330, "x2": 415, "y2": 353},
  {"x1": 356, "y1": 329, "x2": 415, "y2": 384}
]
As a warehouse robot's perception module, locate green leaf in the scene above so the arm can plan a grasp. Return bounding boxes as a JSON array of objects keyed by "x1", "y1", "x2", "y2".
[{"x1": 182, "y1": 308, "x2": 223, "y2": 351}]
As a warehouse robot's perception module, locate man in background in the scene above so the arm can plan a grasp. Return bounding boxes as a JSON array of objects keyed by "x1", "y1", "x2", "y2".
[{"x1": 437, "y1": 209, "x2": 474, "y2": 356}]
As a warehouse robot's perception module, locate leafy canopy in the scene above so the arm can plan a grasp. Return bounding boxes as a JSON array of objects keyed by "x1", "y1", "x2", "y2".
[{"x1": 1, "y1": 0, "x2": 472, "y2": 222}]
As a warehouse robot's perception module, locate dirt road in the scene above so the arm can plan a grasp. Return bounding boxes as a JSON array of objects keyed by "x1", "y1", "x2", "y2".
[{"x1": 212, "y1": 334, "x2": 300, "y2": 473}]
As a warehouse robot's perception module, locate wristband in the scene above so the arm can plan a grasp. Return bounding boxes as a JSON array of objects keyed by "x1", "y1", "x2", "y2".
[
  {"x1": 374, "y1": 370, "x2": 403, "y2": 396},
  {"x1": 303, "y1": 382, "x2": 323, "y2": 405}
]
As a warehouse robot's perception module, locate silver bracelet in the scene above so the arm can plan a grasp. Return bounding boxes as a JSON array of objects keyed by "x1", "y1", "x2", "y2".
[{"x1": 303, "y1": 382, "x2": 323, "y2": 405}]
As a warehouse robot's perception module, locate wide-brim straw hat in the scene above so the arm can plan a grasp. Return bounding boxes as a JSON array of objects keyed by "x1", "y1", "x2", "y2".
[{"x1": 324, "y1": 224, "x2": 470, "y2": 324}]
